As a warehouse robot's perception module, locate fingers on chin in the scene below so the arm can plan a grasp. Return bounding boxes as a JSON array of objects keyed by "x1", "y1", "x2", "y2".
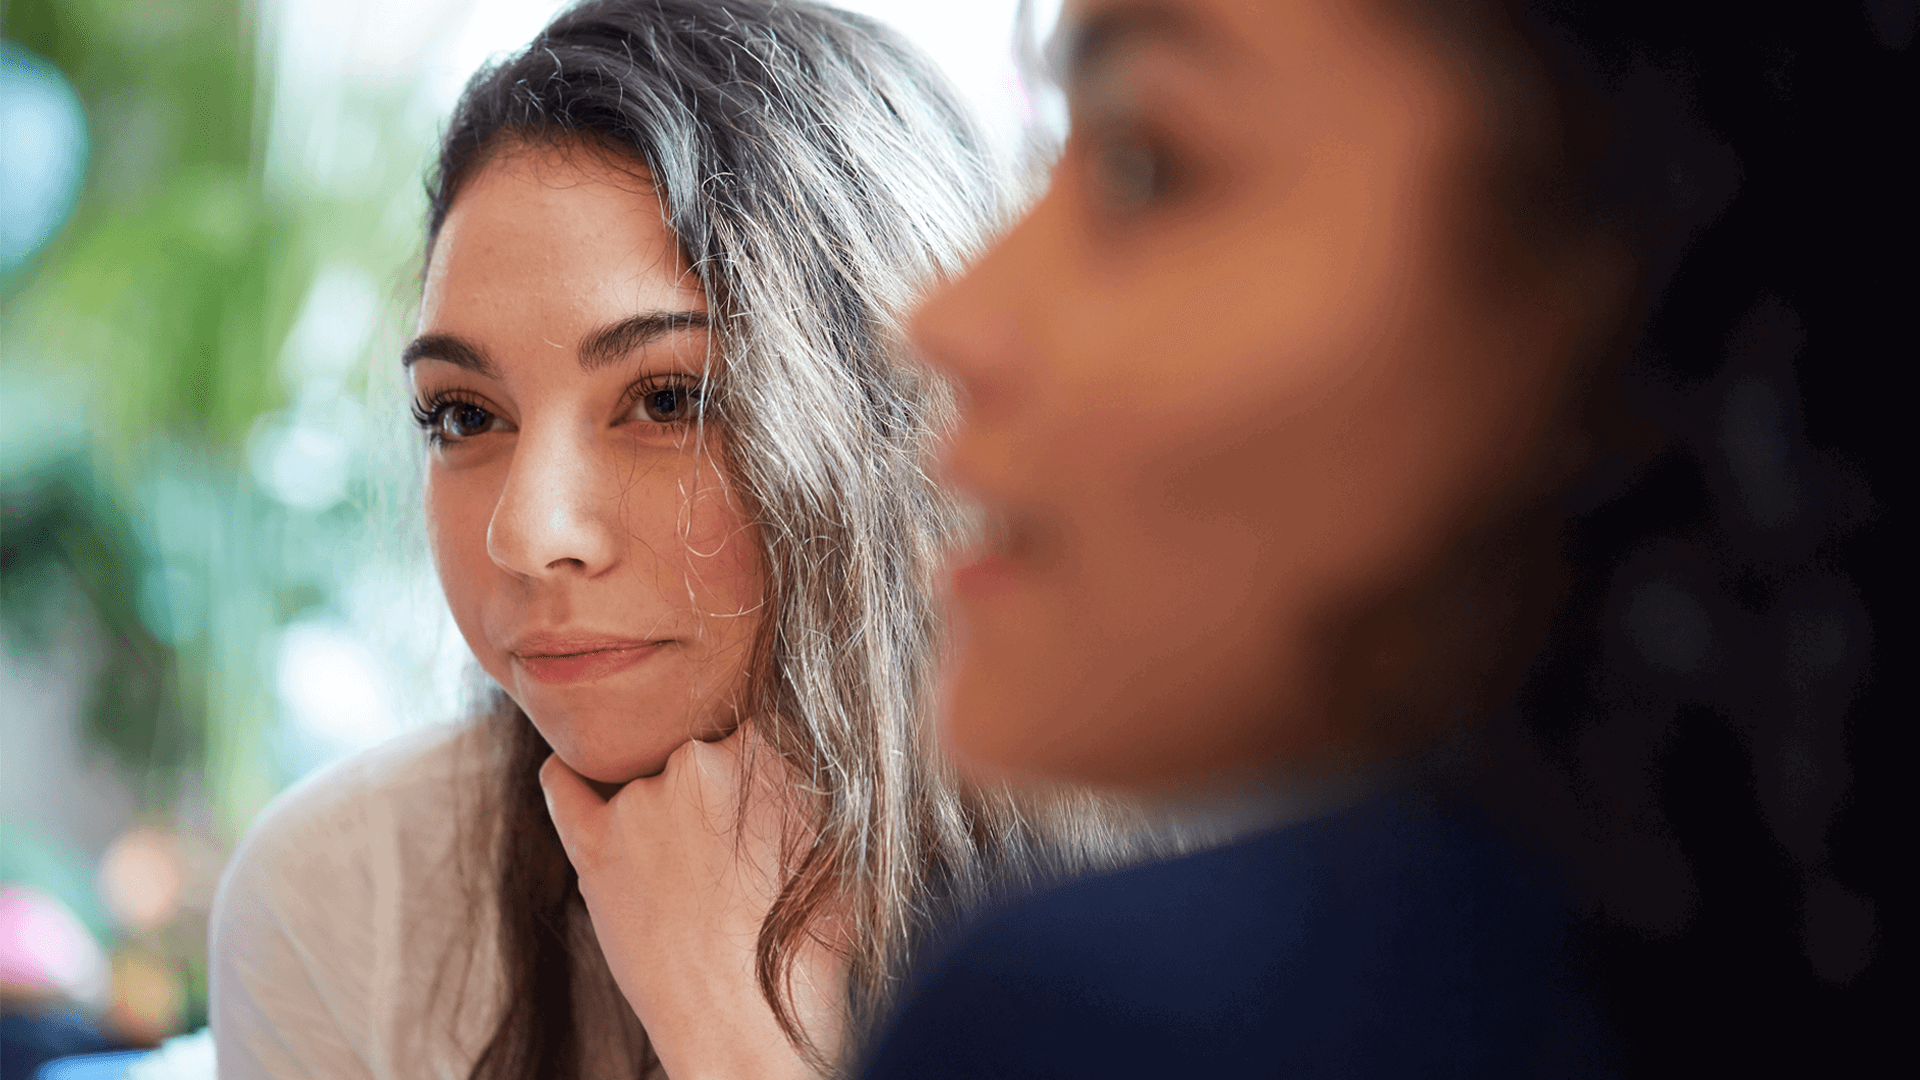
[{"x1": 539, "y1": 755, "x2": 607, "y2": 859}]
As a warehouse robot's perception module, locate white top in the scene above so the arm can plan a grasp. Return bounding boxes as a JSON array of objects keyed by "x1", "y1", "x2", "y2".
[{"x1": 209, "y1": 722, "x2": 654, "y2": 1079}]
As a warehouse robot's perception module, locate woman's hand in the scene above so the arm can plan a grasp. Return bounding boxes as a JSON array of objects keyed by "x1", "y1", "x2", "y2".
[{"x1": 541, "y1": 726, "x2": 844, "y2": 1080}]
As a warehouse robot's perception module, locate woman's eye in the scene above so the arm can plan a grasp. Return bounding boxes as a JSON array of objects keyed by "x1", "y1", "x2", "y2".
[
  {"x1": 1086, "y1": 129, "x2": 1183, "y2": 215},
  {"x1": 432, "y1": 401, "x2": 499, "y2": 441},
  {"x1": 633, "y1": 383, "x2": 702, "y2": 423},
  {"x1": 1070, "y1": 60, "x2": 1190, "y2": 217}
]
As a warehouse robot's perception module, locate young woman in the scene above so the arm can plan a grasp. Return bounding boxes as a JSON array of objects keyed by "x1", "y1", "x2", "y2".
[
  {"x1": 837, "y1": 0, "x2": 1894, "y2": 1076},
  {"x1": 209, "y1": 3, "x2": 1159, "y2": 1077}
]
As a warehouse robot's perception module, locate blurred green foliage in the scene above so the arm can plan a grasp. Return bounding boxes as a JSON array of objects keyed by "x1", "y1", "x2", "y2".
[
  {"x1": 4, "y1": 0, "x2": 286, "y2": 826},
  {"x1": 3, "y1": 0, "x2": 436, "y2": 842},
  {"x1": 4, "y1": 0, "x2": 448, "y2": 1041},
  {"x1": 4, "y1": 0, "x2": 299, "y2": 445},
  {"x1": 0, "y1": 451, "x2": 193, "y2": 781}
]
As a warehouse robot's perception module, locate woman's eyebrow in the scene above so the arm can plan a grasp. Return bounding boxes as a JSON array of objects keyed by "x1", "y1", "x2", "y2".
[
  {"x1": 401, "y1": 311, "x2": 709, "y2": 375},
  {"x1": 1063, "y1": 1, "x2": 1212, "y2": 88},
  {"x1": 402, "y1": 333, "x2": 497, "y2": 377},
  {"x1": 577, "y1": 310, "x2": 711, "y2": 371}
]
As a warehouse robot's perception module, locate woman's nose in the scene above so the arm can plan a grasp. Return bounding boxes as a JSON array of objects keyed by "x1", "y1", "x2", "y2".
[
  {"x1": 910, "y1": 207, "x2": 1048, "y2": 425},
  {"x1": 916, "y1": 289, "x2": 1020, "y2": 425},
  {"x1": 485, "y1": 424, "x2": 620, "y2": 579}
]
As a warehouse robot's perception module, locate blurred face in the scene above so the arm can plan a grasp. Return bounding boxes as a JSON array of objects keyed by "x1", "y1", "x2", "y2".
[
  {"x1": 414, "y1": 144, "x2": 761, "y2": 785},
  {"x1": 917, "y1": 0, "x2": 1632, "y2": 789}
]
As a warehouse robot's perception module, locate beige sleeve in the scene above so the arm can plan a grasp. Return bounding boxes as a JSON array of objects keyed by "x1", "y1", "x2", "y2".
[
  {"x1": 209, "y1": 756, "x2": 384, "y2": 1080},
  {"x1": 209, "y1": 722, "x2": 668, "y2": 1080},
  {"x1": 209, "y1": 724, "x2": 495, "y2": 1080}
]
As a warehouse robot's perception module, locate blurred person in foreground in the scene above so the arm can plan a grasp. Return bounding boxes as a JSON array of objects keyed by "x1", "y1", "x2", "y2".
[
  {"x1": 208, "y1": 3, "x2": 1168, "y2": 1078},
  {"x1": 845, "y1": 0, "x2": 1898, "y2": 1076}
]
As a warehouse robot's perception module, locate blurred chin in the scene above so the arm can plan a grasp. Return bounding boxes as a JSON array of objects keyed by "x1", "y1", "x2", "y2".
[
  {"x1": 945, "y1": 676, "x2": 1286, "y2": 794},
  {"x1": 940, "y1": 618, "x2": 1309, "y2": 793},
  {"x1": 939, "y1": 680, "x2": 1059, "y2": 784},
  {"x1": 939, "y1": 642, "x2": 1156, "y2": 790}
]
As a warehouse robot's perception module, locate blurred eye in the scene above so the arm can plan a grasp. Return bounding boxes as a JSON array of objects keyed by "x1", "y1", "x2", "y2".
[
  {"x1": 1069, "y1": 53, "x2": 1191, "y2": 218},
  {"x1": 1085, "y1": 128, "x2": 1183, "y2": 213},
  {"x1": 630, "y1": 379, "x2": 704, "y2": 424}
]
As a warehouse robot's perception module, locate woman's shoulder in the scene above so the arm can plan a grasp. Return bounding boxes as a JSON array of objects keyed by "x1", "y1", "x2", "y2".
[
  {"x1": 210, "y1": 723, "x2": 508, "y2": 1073},
  {"x1": 236, "y1": 723, "x2": 487, "y2": 861},
  {"x1": 215, "y1": 721, "x2": 494, "y2": 924},
  {"x1": 865, "y1": 793, "x2": 1612, "y2": 1079}
]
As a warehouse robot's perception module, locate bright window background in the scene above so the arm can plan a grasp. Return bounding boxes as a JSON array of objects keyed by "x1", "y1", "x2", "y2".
[{"x1": 0, "y1": 0, "x2": 1060, "y2": 1053}]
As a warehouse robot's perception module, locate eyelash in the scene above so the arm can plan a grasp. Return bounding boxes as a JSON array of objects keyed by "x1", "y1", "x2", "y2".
[
  {"x1": 619, "y1": 373, "x2": 709, "y2": 426},
  {"x1": 410, "y1": 389, "x2": 495, "y2": 447}
]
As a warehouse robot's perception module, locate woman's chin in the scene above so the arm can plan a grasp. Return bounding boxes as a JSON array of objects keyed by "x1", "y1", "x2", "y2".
[
  {"x1": 563, "y1": 745, "x2": 676, "y2": 786},
  {"x1": 520, "y1": 703, "x2": 684, "y2": 786},
  {"x1": 940, "y1": 665, "x2": 1100, "y2": 785}
]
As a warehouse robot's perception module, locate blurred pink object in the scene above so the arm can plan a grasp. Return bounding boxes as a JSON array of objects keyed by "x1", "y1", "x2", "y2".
[
  {"x1": 0, "y1": 883, "x2": 110, "y2": 1005},
  {"x1": 99, "y1": 827, "x2": 184, "y2": 934}
]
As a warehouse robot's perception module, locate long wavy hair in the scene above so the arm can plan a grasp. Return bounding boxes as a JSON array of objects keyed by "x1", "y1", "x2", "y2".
[{"x1": 420, "y1": 3, "x2": 1159, "y2": 1077}]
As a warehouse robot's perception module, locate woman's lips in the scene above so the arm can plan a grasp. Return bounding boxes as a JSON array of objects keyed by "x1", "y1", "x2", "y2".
[
  {"x1": 948, "y1": 510, "x2": 1045, "y2": 599},
  {"x1": 511, "y1": 637, "x2": 666, "y2": 685},
  {"x1": 949, "y1": 548, "x2": 1020, "y2": 598}
]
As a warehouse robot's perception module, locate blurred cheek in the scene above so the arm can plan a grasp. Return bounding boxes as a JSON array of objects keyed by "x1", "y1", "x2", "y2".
[
  {"x1": 944, "y1": 419, "x2": 1327, "y2": 787},
  {"x1": 935, "y1": 307, "x2": 1463, "y2": 784}
]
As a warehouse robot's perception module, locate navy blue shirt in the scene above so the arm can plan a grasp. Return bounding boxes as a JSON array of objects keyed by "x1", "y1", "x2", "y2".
[{"x1": 863, "y1": 793, "x2": 1614, "y2": 1078}]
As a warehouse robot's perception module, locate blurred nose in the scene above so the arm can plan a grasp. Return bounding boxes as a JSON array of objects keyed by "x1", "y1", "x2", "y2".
[
  {"x1": 911, "y1": 236, "x2": 1032, "y2": 425},
  {"x1": 910, "y1": 220, "x2": 1051, "y2": 507},
  {"x1": 486, "y1": 424, "x2": 620, "y2": 579}
]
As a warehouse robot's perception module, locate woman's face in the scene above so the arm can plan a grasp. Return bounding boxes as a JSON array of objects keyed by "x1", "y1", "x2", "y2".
[
  {"x1": 916, "y1": 0, "x2": 1630, "y2": 789},
  {"x1": 415, "y1": 145, "x2": 761, "y2": 785}
]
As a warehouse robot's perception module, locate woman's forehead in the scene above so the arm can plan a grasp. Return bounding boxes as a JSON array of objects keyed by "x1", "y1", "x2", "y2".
[{"x1": 424, "y1": 149, "x2": 702, "y2": 326}]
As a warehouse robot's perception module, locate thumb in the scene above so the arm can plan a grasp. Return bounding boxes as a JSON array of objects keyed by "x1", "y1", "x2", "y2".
[{"x1": 539, "y1": 753, "x2": 609, "y2": 871}]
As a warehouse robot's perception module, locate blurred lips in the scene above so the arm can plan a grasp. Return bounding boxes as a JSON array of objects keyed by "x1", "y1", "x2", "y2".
[
  {"x1": 510, "y1": 633, "x2": 666, "y2": 685},
  {"x1": 949, "y1": 545, "x2": 1020, "y2": 598},
  {"x1": 948, "y1": 507, "x2": 1048, "y2": 600},
  {"x1": 935, "y1": 412, "x2": 1051, "y2": 600}
]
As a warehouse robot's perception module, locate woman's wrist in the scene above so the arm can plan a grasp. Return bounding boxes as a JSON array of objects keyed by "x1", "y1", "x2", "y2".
[{"x1": 637, "y1": 946, "x2": 845, "y2": 1080}]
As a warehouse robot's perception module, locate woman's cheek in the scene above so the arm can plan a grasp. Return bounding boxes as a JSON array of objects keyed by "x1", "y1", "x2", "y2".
[
  {"x1": 425, "y1": 464, "x2": 506, "y2": 663},
  {"x1": 636, "y1": 455, "x2": 763, "y2": 687},
  {"x1": 670, "y1": 455, "x2": 760, "y2": 603}
]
